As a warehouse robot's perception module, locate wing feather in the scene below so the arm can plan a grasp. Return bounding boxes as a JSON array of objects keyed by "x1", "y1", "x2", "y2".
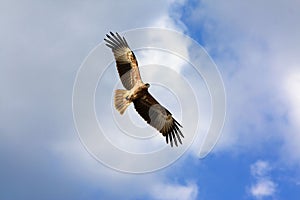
[
  {"x1": 123, "y1": 36, "x2": 129, "y2": 46},
  {"x1": 115, "y1": 32, "x2": 127, "y2": 46},
  {"x1": 104, "y1": 32, "x2": 142, "y2": 89},
  {"x1": 133, "y1": 91, "x2": 184, "y2": 147}
]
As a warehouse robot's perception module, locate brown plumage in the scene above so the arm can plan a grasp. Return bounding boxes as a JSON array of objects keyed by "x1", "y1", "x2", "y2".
[{"x1": 105, "y1": 32, "x2": 184, "y2": 147}]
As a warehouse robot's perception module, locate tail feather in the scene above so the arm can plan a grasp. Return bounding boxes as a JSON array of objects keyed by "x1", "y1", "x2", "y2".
[{"x1": 114, "y1": 89, "x2": 131, "y2": 115}]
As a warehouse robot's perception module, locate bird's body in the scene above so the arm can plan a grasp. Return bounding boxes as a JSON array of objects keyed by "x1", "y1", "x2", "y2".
[
  {"x1": 105, "y1": 32, "x2": 184, "y2": 147},
  {"x1": 127, "y1": 82, "x2": 149, "y2": 101}
]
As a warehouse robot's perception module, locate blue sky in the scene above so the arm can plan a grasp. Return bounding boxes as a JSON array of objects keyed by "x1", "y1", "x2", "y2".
[{"x1": 1, "y1": 0, "x2": 300, "y2": 199}]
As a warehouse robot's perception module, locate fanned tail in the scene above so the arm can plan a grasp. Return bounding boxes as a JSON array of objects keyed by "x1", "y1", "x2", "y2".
[{"x1": 114, "y1": 89, "x2": 131, "y2": 115}]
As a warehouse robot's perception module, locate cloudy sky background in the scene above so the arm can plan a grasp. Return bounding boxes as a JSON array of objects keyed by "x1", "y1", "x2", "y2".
[{"x1": 1, "y1": 0, "x2": 300, "y2": 199}]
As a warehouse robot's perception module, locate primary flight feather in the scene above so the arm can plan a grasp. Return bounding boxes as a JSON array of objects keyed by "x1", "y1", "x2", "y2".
[{"x1": 104, "y1": 32, "x2": 184, "y2": 147}]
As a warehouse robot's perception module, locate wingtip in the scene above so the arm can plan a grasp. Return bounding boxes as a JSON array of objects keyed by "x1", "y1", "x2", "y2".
[
  {"x1": 174, "y1": 129, "x2": 182, "y2": 144},
  {"x1": 175, "y1": 124, "x2": 184, "y2": 138},
  {"x1": 169, "y1": 132, "x2": 174, "y2": 147},
  {"x1": 166, "y1": 134, "x2": 169, "y2": 144},
  {"x1": 105, "y1": 31, "x2": 117, "y2": 39},
  {"x1": 171, "y1": 131, "x2": 178, "y2": 147},
  {"x1": 174, "y1": 119, "x2": 183, "y2": 128},
  {"x1": 123, "y1": 37, "x2": 128, "y2": 46},
  {"x1": 105, "y1": 31, "x2": 128, "y2": 49},
  {"x1": 166, "y1": 119, "x2": 184, "y2": 147}
]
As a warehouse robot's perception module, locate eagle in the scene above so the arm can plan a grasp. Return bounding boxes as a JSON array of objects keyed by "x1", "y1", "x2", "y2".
[{"x1": 104, "y1": 32, "x2": 184, "y2": 147}]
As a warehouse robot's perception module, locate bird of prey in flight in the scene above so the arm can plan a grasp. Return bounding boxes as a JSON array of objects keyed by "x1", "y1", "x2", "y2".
[{"x1": 105, "y1": 32, "x2": 183, "y2": 147}]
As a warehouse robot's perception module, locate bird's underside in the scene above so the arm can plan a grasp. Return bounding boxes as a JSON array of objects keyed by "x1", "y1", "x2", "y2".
[{"x1": 105, "y1": 31, "x2": 184, "y2": 147}]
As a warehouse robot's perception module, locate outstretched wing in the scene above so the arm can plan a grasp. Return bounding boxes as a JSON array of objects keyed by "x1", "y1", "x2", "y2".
[
  {"x1": 104, "y1": 32, "x2": 142, "y2": 90},
  {"x1": 133, "y1": 91, "x2": 184, "y2": 147}
]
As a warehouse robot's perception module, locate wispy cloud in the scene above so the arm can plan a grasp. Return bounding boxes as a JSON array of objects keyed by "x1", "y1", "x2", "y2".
[
  {"x1": 281, "y1": 70, "x2": 300, "y2": 164},
  {"x1": 248, "y1": 160, "x2": 277, "y2": 199},
  {"x1": 250, "y1": 160, "x2": 271, "y2": 178},
  {"x1": 0, "y1": 0, "x2": 192, "y2": 199},
  {"x1": 181, "y1": 0, "x2": 300, "y2": 166}
]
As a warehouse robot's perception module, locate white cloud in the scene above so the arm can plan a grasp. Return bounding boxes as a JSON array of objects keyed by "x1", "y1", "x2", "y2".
[
  {"x1": 251, "y1": 160, "x2": 271, "y2": 178},
  {"x1": 0, "y1": 0, "x2": 196, "y2": 199},
  {"x1": 248, "y1": 160, "x2": 277, "y2": 199},
  {"x1": 52, "y1": 138, "x2": 199, "y2": 200},
  {"x1": 281, "y1": 70, "x2": 300, "y2": 165},
  {"x1": 250, "y1": 179, "x2": 276, "y2": 199},
  {"x1": 182, "y1": 0, "x2": 300, "y2": 166},
  {"x1": 151, "y1": 182, "x2": 198, "y2": 200}
]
